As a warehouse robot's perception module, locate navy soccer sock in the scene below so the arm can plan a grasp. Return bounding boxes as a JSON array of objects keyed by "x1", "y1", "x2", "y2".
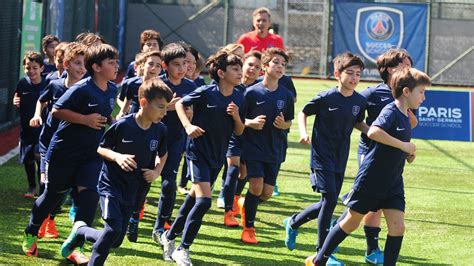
[
  {"x1": 364, "y1": 225, "x2": 382, "y2": 254},
  {"x1": 223, "y1": 165, "x2": 239, "y2": 211},
  {"x1": 89, "y1": 220, "x2": 124, "y2": 265},
  {"x1": 384, "y1": 235, "x2": 403, "y2": 266},
  {"x1": 166, "y1": 194, "x2": 196, "y2": 240},
  {"x1": 244, "y1": 191, "x2": 260, "y2": 228},
  {"x1": 314, "y1": 224, "x2": 348, "y2": 265},
  {"x1": 25, "y1": 188, "x2": 65, "y2": 235},
  {"x1": 235, "y1": 176, "x2": 248, "y2": 196},
  {"x1": 290, "y1": 201, "x2": 322, "y2": 229},
  {"x1": 156, "y1": 176, "x2": 177, "y2": 229},
  {"x1": 179, "y1": 197, "x2": 211, "y2": 249},
  {"x1": 217, "y1": 164, "x2": 228, "y2": 199},
  {"x1": 317, "y1": 193, "x2": 338, "y2": 249}
]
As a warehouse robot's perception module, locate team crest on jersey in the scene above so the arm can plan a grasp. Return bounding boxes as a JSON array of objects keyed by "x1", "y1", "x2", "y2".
[
  {"x1": 276, "y1": 100, "x2": 285, "y2": 110},
  {"x1": 109, "y1": 98, "x2": 115, "y2": 110},
  {"x1": 355, "y1": 6, "x2": 403, "y2": 63},
  {"x1": 352, "y1": 105, "x2": 361, "y2": 116},
  {"x1": 149, "y1": 140, "x2": 159, "y2": 151}
]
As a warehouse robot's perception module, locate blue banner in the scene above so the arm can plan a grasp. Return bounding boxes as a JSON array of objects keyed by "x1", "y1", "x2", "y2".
[
  {"x1": 413, "y1": 90, "x2": 472, "y2": 142},
  {"x1": 333, "y1": 2, "x2": 428, "y2": 79}
]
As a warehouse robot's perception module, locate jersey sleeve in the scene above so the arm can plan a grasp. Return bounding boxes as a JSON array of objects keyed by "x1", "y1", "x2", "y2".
[
  {"x1": 302, "y1": 93, "x2": 323, "y2": 116},
  {"x1": 274, "y1": 35, "x2": 285, "y2": 50},
  {"x1": 181, "y1": 86, "x2": 205, "y2": 107},
  {"x1": 359, "y1": 86, "x2": 374, "y2": 99},
  {"x1": 53, "y1": 86, "x2": 84, "y2": 112},
  {"x1": 237, "y1": 35, "x2": 252, "y2": 53},
  {"x1": 157, "y1": 125, "x2": 168, "y2": 157},
  {"x1": 15, "y1": 78, "x2": 26, "y2": 94},
  {"x1": 126, "y1": 82, "x2": 135, "y2": 101},
  {"x1": 100, "y1": 120, "x2": 120, "y2": 149},
  {"x1": 119, "y1": 80, "x2": 129, "y2": 101},
  {"x1": 285, "y1": 92, "x2": 295, "y2": 121},
  {"x1": 38, "y1": 83, "x2": 54, "y2": 103},
  {"x1": 372, "y1": 106, "x2": 396, "y2": 131},
  {"x1": 283, "y1": 75, "x2": 297, "y2": 99},
  {"x1": 356, "y1": 99, "x2": 367, "y2": 123}
]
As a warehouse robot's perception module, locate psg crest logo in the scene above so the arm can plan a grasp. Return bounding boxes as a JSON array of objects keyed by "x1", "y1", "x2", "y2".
[
  {"x1": 109, "y1": 98, "x2": 115, "y2": 110},
  {"x1": 276, "y1": 100, "x2": 285, "y2": 110},
  {"x1": 352, "y1": 105, "x2": 361, "y2": 116},
  {"x1": 149, "y1": 140, "x2": 158, "y2": 151},
  {"x1": 355, "y1": 6, "x2": 403, "y2": 63}
]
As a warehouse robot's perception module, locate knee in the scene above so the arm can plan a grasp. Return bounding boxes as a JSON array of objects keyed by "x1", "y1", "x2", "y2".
[
  {"x1": 340, "y1": 218, "x2": 360, "y2": 233},
  {"x1": 387, "y1": 221, "x2": 405, "y2": 236},
  {"x1": 260, "y1": 189, "x2": 273, "y2": 201},
  {"x1": 249, "y1": 186, "x2": 263, "y2": 196}
]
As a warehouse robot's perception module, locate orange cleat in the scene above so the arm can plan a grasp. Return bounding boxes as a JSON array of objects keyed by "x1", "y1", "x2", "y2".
[
  {"x1": 139, "y1": 202, "x2": 146, "y2": 220},
  {"x1": 38, "y1": 216, "x2": 49, "y2": 239},
  {"x1": 67, "y1": 247, "x2": 89, "y2": 265},
  {"x1": 232, "y1": 195, "x2": 241, "y2": 216},
  {"x1": 224, "y1": 211, "x2": 239, "y2": 227},
  {"x1": 164, "y1": 221, "x2": 172, "y2": 230},
  {"x1": 241, "y1": 227, "x2": 258, "y2": 244},
  {"x1": 45, "y1": 219, "x2": 58, "y2": 238},
  {"x1": 305, "y1": 255, "x2": 316, "y2": 266},
  {"x1": 237, "y1": 197, "x2": 246, "y2": 227}
]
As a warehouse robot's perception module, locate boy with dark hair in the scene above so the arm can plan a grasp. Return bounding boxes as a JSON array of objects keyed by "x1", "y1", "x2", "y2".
[
  {"x1": 283, "y1": 52, "x2": 368, "y2": 264},
  {"x1": 307, "y1": 67, "x2": 429, "y2": 266},
  {"x1": 13, "y1": 52, "x2": 48, "y2": 198},
  {"x1": 29, "y1": 42, "x2": 87, "y2": 238},
  {"x1": 41, "y1": 34, "x2": 60, "y2": 76},
  {"x1": 124, "y1": 29, "x2": 163, "y2": 80},
  {"x1": 238, "y1": 48, "x2": 294, "y2": 244},
  {"x1": 149, "y1": 43, "x2": 197, "y2": 243},
  {"x1": 45, "y1": 42, "x2": 69, "y2": 84},
  {"x1": 60, "y1": 78, "x2": 172, "y2": 265},
  {"x1": 160, "y1": 50, "x2": 245, "y2": 265},
  {"x1": 22, "y1": 44, "x2": 119, "y2": 264}
]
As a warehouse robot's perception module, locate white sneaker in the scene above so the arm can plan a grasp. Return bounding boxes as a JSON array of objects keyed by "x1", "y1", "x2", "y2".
[
  {"x1": 152, "y1": 230, "x2": 163, "y2": 246},
  {"x1": 172, "y1": 248, "x2": 192, "y2": 266},
  {"x1": 217, "y1": 196, "x2": 225, "y2": 209},
  {"x1": 161, "y1": 231, "x2": 175, "y2": 261}
]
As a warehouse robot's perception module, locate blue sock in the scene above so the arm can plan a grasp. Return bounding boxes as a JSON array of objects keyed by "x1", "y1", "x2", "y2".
[
  {"x1": 156, "y1": 176, "x2": 177, "y2": 229},
  {"x1": 89, "y1": 220, "x2": 124, "y2": 265},
  {"x1": 317, "y1": 193, "x2": 338, "y2": 249},
  {"x1": 223, "y1": 165, "x2": 239, "y2": 211},
  {"x1": 166, "y1": 194, "x2": 195, "y2": 240},
  {"x1": 179, "y1": 197, "x2": 211, "y2": 249},
  {"x1": 384, "y1": 235, "x2": 403, "y2": 266},
  {"x1": 235, "y1": 176, "x2": 248, "y2": 196},
  {"x1": 314, "y1": 224, "x2": 348, "y2": 265},
  {"x1": 244, "y1": 191, "x2": 260, "y2": 228},
  {"x1": 364, "y1": 225, "x2": 381, "y2": 254},
  {"x1": 290, "y1": 201, "x2": 322, "y2": 229}
]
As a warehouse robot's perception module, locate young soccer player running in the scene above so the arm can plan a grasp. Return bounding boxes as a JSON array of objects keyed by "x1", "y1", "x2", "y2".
[
  {"x1": 160, "y1": 50, "x2": 245, "y2": 265},
  {"x1": 238, "y1": 48, "x2": 294, "y2": 244},
  {"x1": 124, "y1": 29, "x2": 163, "y2": 80},
  {"x1": 283, "y1": 53, "x2": 368, "y2": 264},
  {"x1": 22, "y1": 44, "x2": 119, "y2": 264},
  {"x1": 29, "y1": 42, "x2": 87, "y2": 238},
  {"x1": 13, "y1": 52, "x2": 48, "y2": 198},
  {"x1": 45, "y1": 42, "x2": 69, "y2": 83},
  {"x1": 41, "y1": 35, "x2": 60, "y2": 76},
  {"x1": 222, "y1": 50, "x2": 262, "y2": 227},
  {"x1": 151, "y1": 43, "x2": 197, "y2": 242},
  {"x1": 307, "y1": 67, "x2": 429, "y2": 266},
  {"x1": 60, "y1": 78, "x2": 171, "y2": 265}
]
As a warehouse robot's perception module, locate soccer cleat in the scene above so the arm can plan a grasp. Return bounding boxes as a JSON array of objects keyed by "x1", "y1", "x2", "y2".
[
  {"x1": 68, "y1": 204, "x2": 77, "y2": 223},
  {"x1": 272, "y1": 185, "x2": 280, "y2": 196},
  {"x1": 61, "y1": 221, "x2": 87, "y2": 258},
  {"x1": 327, "y1": 255, "x2": 344, "y2": 265},
  {"x1": 237, "y1": 197, "x2": 246, "y2": 227},
  {"x1": 45, "y1": 219, "x2": 58, "y2": 238},
  {"x1": 231, "y1": 195, "x2": 240, "y2": 216},
  {"x1": 365, "y1": 248, "x2": 384, "y2": 265},
  {"x1": 216, "y1": 196, "x2": 225, "y2": 209},
  {"x1": 66, "y1": 247, "x2": 89, "y2": 265},
  {"x1": 38, "y1": 216, "x2": 49, "y2": 239},
  {"x1": 177, "y1": 186, "x2": 190, "y2": 195},
  {"x1": 23, "y1": 187, "x2": 36, "y2": 199},
  {"x1": 22, "y1": 233, "x2": 38, "y2": 257},
  {"x1": 139, "y1": 202, "x2": 146, "y2": 220},
  {"x1": 161, "y1": 231, "x2": 175, "y2": 261},
  {"x1": 305, "y1": 255, "x2": 316, "y2": 266},
  {"x1": 241, "y1": 227, "x2": 258, "y2": 244},
  {"x1": 164, "y1": 221, "x2": 172, "y2": 230},
  {"x1": 172, "y1": 247, "x2": 192, "y2": 266},
  {"x1": 127, "y1": 218, "x2": 139, "y2": 242},
  {"x1": 283, "y1": 217, "x2": 298, "y2": 251},
  {"x1": 224, "y1": 211, "x2": 239, "y2": 227},
  {"x1": 152, "y1": 229, "x2": 164, "y2": 245}
]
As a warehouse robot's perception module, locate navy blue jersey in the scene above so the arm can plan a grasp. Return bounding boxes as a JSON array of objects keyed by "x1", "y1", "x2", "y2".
[
  {"x1": 358, "y1": 83, "x2": 393, "y2": 154},
  {"x1": 45, "y1": 70, "x2": 67, "y2": 84},
  {"x1": 160, "y1": 74, "x2": 197, "y2": 153},
  {"x1": 47, "y1": 77, "x2": 117, "y2": 162},
  {"x1": 119, "y1": 76, "x2": 140, "y2": 101},
  {"x1": 193, "y1": 76, "x2": 206, "y2": 87},
  {"x1": 15, "y1": 77, "x2": 48, "y2": 143},
  {"x1": 42, "y1": 61, "x2": 56, "y2": 77},
  {"x1": 182, "y1": 84, "x2": 245, "y2": 168},
  {"x1": 257, "y1": 74, "x2": 297, "y2": 99},
  {"x1": 125, "y1": 77, "x2": 143, "y2": 113},
  {"x1": 242, "y1": 82, "x2": 294, "y2": 163},
  {"x1": 303, "y1": 87, "x2": 366, "y2": 173},
  {"x1": 353, "y1": 102, "x2": 411, "y2": 198},
  {"x1": 98, "y1": 114, "x2": 167, "y2": 205},
  {"x1": 124, "y1": 61, "x2": 136, "y2": 80},
  {"x1": 38, "y1": 78, "x2": 68, "y2": 152}
]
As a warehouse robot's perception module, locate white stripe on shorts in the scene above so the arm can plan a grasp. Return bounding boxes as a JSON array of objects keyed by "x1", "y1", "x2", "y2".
[
  {"x1": 104, "y1": 196, "x2": 109, "y2": 219},
  {"x1": 189, "y1": 160, "x2": 195, "y2": 183}
]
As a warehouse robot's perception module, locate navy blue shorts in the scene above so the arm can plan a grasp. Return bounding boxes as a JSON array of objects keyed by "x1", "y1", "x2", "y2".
[
  {"x1": 187, "y1": 157, "x2": 222, "y2": 185},
  {"x1": 246, "y1": 161, "x2": 280, "y2": 186},
  {"x1": 161, "y1": 151, "x2": 183, "y2": 180},
  {"x1": 45, "y1": 156, "x2": 102, "y2": 192},
  {"x1": 100, "y1": 195, "x2": 133, "y2": 221},
  {"x1": 310, "y1": 169, "x2": 344, "y2": 194},
  {"x1": 343, "y1": 189, "x2": 406, "y2": 214},
  {"x1": 226, "y1": 135, "x2": 242, "y2": 158},
  {"x1": 19, "y1": 142, "x2": 39, "y2": 164}
]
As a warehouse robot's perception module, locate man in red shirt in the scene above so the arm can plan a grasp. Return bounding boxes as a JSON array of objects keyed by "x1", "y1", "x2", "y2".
[{"x1": 237, "y1": 7, "x2": 284, "y2": 53}]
